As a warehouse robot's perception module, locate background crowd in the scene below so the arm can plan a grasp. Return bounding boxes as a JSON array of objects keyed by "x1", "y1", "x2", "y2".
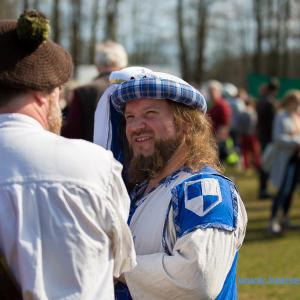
[{"x1": 60, "y1": 41, "x2": 300, "y2": 239}]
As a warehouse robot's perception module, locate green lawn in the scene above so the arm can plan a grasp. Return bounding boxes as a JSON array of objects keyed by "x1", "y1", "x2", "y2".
[{"x1": 225, "y1": 167, "x2": 300, "y2": 300}]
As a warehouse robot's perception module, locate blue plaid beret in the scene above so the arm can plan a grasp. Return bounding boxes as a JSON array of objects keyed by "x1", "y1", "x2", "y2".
[{"x1": 110, "y1": 77, "x2": 207, "y2": 115}]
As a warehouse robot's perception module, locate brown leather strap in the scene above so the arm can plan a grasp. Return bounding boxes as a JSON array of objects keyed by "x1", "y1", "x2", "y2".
[{"x1": 0, "y1": 248, "x2": 22, "y2": 299}]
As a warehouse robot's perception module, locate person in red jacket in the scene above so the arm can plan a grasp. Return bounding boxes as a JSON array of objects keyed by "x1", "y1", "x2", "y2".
[{"x1": 207, "y1": 80, "x2": 232, "y2": 161}]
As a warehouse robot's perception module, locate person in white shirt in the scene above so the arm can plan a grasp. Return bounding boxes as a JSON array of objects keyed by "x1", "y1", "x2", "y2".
[{"x1": 0, "y1": 10, "x2": 136, "y2": 300}]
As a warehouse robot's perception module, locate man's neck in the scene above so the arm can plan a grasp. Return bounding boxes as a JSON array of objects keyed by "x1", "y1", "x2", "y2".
[{"x1": 0, "y1": 92, "x2": 48, "y2": 130}]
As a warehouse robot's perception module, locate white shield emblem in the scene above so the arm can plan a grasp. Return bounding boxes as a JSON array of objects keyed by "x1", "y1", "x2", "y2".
[{"x1": 184, "y1": 178, "x2": 222, "y2": 217}]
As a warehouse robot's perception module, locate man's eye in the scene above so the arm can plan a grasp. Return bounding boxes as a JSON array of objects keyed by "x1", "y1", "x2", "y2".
[
  {"x1": 125, "y1": 115, "x2": 134, "y2": 120},
  {"x1": 147, "y1": 111, "x2": 156, "y2": 115}
]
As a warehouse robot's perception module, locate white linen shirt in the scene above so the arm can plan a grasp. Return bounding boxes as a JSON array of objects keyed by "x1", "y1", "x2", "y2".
[{"x1": 0, "y1": 114, "x2": 136, "y2": 300}]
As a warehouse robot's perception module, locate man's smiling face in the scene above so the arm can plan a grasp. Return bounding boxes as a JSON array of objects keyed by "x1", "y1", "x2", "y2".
[{"x1": 125, "y1": 98, "x2": 177, "y2": 157}]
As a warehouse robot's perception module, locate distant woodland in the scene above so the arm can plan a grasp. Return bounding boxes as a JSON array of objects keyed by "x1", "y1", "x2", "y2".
[{"x1": 2, "y1": 0, "x2": 300, "y2": 88}]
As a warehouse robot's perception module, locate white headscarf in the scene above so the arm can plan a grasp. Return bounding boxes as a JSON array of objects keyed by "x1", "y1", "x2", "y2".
[{"x1": 93, "y1": 66, "x2": 152, "y2": 148}]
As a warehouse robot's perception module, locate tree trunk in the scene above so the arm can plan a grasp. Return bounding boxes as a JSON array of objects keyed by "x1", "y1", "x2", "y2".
[
  {"x1": 52, "y1": 0, "x2": 60, "y2": 44},
  {"x1": 253, "y1": 0, "x2": 263, "y2": 74},
  {"x1": 281, "y1": 0, "x2": 290, "y2": 77},
  {"x1": 89, "y1": 0, "x2": 100, "y2": 64},
  {"x1": 267, "y1": 0, "x2": 281, "y2": 76},
  {"x1": 23, "y1": 0, "x2": 29, "y2": 10},
  {"x1": 71, "y1": 0, "x2": 82, "y2": 76},
  {"x1": 177, "y1": 0, "x2": 189, "y2": 81},
  {"x1": 194, "y1": 0, "x2": 209, "y2": 84},
  {"x1": 33, "y1": 0, "x2": 39, "y2": 10},
  {"x1": 104, "y1": 0, "x2": 120, "y2": 41}
]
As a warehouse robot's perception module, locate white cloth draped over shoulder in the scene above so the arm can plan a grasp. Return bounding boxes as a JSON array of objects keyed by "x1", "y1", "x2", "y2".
[
  {"x1": 93, "y1": 66, "x2": 152, "y2": 148},
  {"x1": 0, "y1": 113, "x2": 136, "y2": 300}
]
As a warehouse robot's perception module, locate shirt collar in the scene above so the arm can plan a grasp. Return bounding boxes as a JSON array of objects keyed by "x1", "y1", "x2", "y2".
[
  {"x1": 0, "y1": 113, "x2": 44, "y2": 130},
  {"x1": 130, "y1": 165, "x2": 191, "y2": 203}
]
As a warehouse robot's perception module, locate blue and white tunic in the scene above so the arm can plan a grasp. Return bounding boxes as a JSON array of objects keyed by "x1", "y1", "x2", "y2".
[{"x1": 117, "y1": 166, "x2": 247, "y2": 300}]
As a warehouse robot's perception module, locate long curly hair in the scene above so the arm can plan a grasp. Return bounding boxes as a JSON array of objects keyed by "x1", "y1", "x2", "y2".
[{"x1": 168, "y1": 100, "x2": 224, "y2": 174}]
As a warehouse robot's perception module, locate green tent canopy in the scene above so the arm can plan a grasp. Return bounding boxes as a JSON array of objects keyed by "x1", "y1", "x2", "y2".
[{"x1": 248, "y1": 73, "x2": 300, "y2": 100}]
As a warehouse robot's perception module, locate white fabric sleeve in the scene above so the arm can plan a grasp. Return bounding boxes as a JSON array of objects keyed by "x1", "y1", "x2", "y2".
[
  {"x1": 106, "y1": 155, "x2": 137, "y2": 277},
  {"x1": 124, "y1": 228, "x2": 237, "y2": 300}
]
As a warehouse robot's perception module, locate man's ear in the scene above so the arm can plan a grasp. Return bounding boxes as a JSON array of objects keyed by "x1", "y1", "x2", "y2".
[
  {"x1": 181, "y1": 121, "x2": 191, "y2": 133},
  {"x1": 33, "y1": 90, "x2": 49, "y2": 105}
]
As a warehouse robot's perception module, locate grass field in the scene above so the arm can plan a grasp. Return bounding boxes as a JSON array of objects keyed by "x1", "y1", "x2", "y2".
[{"x1": 225, "y1": 167, "x2": 300, "y2": 300}]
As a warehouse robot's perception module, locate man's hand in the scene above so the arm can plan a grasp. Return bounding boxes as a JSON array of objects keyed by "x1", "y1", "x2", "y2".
[{"x1": 114, "y1": 273, "x2": 126, "y2": 284}]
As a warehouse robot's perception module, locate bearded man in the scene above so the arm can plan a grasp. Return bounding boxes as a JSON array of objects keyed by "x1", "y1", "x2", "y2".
[
  {"x1": 0, "y1": 10, "x2": 136, "y2": 299},
  {"x1": 94, "y1": 69, "x2": 248, "y2": 300}
]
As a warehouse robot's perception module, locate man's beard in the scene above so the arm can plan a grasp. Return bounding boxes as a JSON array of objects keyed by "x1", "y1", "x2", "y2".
[
  {"x1": 47, "y1": 93, "x2": 62, "y2": 135},
  {"x1": 127, "y1": 130, "x2": 184, "y2": 183}
]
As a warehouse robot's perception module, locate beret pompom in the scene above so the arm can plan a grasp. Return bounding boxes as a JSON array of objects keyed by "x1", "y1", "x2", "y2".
[
  {"x1": 0, "y1": 9, "x2": 73, "y2": 90},
  {"x1": 17, "y1": 10, "x2": 50, "y2": 49}
]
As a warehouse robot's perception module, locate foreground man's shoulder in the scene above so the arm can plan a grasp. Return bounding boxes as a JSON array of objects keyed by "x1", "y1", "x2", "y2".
[
  {"x1": 57, "y1": 135, "x2": 114, "y2": 158},
  {"x1": 45, "y1": 135, "x2": 120, "y2": 185}
]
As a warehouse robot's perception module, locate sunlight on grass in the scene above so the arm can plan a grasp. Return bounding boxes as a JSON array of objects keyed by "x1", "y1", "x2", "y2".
[{"x1": 225, "y1": 166, "x2": 300, "y2": 300}]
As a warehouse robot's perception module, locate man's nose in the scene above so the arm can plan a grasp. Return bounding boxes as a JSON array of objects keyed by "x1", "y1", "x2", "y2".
[{"x1": 130, "y1": 116, "x2": 146, "y2": 132}]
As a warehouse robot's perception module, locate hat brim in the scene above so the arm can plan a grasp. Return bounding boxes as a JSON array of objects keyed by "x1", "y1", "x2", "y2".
[{"x1": 110, "y1": 78, "x2": 207, "y2": 115}]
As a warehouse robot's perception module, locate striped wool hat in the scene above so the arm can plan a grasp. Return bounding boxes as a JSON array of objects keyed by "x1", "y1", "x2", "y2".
[{"x1": 110, "y1": 72, "x2": 207, "y2": 115}]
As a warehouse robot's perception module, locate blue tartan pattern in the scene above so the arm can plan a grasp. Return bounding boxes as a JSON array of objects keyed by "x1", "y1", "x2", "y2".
[{"x1": 110, "y1": 78, "x2": 207, "y2": 115}]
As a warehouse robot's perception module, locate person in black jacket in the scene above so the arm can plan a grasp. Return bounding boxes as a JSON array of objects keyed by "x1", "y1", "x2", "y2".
[
  {"x1": 256, "y1": 80, "x2": 280, "y2": 199},
  {"x1": 61, "y1": 41, "x2": 128, "y2": 142}
]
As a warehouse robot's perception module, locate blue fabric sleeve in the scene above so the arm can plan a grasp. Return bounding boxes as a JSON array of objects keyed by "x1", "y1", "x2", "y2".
[{"x1": 171, "y1": 172, "x2": 238, "y2": 238}]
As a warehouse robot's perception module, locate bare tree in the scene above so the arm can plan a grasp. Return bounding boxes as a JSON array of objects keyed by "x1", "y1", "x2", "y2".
[
  {"x1": 33, "y1": 0, "x2": 39, "y2": 10},
  {"x1": 23, "y1": 0, "x2": 29, "y2": 10},
  {"x1": 52, "y1": 0, "x2": 60, "y2": 44},
  {"x1": 124, "y1": 0, "x2": 169, "y2": 66},
  {"x1": 281, "y1": 0, "x2": 291, "y2": 77},
  {"x1": 89, "y1": 0, "x2": 100, "y2": 64},
  {"x1": 104, "y1": 0, "x2": 120, "y2": 41},
  {"x1": 236, "y1": 1, "x2": 253, "y2": 85},
  {"x1": 177, "y1": 0, "x2": 189, "y2": 81},
  {"x1": 193, "y1": 0, "x2": 213, "y2": 84},
  {"x1": 71, "y1": 0, "x2": 82, "y2": 75},
  {"x1": 265, "y1": 0, "x2": 275, "y2": 75},
  {"x1": 252, "y1": 0, "x2": 298, "y2": 77},
  {"x1": 176, "y1": 0, "x2": 214, "y2": 83},
  {"x1": 253, "y1": 0, "x2": 263, "y2": 74},
  {"x1": 267, "y1": 0, "x2": 283, "y2": 76}
]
